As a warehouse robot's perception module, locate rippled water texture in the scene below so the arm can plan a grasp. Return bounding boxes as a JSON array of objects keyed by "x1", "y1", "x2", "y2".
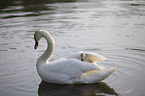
[{"x1": 0, "y1": 0, "x2": 145, "y2": 96}]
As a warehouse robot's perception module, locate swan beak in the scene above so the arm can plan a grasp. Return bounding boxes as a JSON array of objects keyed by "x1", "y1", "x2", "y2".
[{"x1": 34, "y1": 38, "x2": 39, "y2": 49}]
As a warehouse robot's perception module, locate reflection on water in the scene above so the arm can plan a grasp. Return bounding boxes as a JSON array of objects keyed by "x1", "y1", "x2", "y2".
[{"x1": 38, "y1": 81, "x2": 119, "y2": 96}]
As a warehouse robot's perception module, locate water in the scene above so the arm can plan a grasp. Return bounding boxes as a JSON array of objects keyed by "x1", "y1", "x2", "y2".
[{"x1": 0, "y1": 0, "x2": 145, "y2": 96}]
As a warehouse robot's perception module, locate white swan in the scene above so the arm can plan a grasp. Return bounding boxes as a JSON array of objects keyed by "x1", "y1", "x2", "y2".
[{"x1": 34, "y1": 29, "x2": 118, "y2": 84}]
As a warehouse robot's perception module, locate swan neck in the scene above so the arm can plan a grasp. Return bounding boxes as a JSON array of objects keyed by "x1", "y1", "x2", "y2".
[{"x1": 39, "y1": 32, "x2": 55, "y2": 63}]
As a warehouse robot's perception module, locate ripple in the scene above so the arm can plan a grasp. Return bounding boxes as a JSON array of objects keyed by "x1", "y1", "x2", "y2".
[
  {"x1": 125, "y1": 48, "x2": 145, "y2": 52},
  {"x1": 9, "y1": 48, "x2": 17, "y2": 50},
  {"x1": 0, "y1": 50, "x2": 8, "y2": 51},
  {"x1": 131, "y1": 3, "x2": 145, "y2": 6},
  {"x1": 1, "y1": 0, "x2": 145, "y2": 96}
]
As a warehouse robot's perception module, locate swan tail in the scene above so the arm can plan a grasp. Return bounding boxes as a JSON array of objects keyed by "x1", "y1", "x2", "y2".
[{"x1": 75, "y1": 67, "x2": 118, "y2": 84}]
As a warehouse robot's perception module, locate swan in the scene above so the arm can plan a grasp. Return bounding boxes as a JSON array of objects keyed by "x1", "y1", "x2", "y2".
[{"x1": 34, "y1": 29, "x2": 118, "y2": 84}]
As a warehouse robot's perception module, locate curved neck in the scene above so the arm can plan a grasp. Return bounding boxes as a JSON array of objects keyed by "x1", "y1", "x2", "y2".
[{"x1": 39, "y1": 32, "x2": 55, "y2": 63}]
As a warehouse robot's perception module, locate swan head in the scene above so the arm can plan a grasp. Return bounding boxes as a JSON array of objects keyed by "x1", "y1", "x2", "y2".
[
  {"x1": 34, "y1": 29, "x2": 48, "y2": 49},
  {"x1": 67, "y1": 51, "x2": 107, "y2": 63}
]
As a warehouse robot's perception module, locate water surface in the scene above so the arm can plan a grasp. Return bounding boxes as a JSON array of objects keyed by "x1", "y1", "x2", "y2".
[{"x1": 0, "y1": 0, "x2": 145, "y2": 96}]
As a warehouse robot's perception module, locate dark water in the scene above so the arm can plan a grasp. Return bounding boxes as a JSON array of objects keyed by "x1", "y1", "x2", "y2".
[{"x1": 0, "y1": 0, "x2": 145, "y2": 96}]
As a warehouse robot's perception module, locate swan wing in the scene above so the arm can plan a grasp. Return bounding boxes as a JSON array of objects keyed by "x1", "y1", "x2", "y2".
[
  {"x1": 48, "y1": 58, "x2": 100, "y2": 76},
  {"x1": 41, "y1": 58, "x2": 104, "y2": 84},
  {"x1": 86, "y1": 52, "x2": 107, "y2": 63},
  {"x1": 74, "y1": 67, "x2": 118, "y2": 84}
]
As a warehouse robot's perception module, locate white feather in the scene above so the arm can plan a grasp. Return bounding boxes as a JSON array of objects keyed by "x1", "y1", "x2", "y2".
[{"x1": 34, "y1": 29, "x2": 118, "y2": 84}]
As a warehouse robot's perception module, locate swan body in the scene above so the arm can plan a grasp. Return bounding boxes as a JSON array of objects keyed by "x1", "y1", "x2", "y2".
[{"x1": 34, "y1": 29, "x2": 118, "y2": 84}]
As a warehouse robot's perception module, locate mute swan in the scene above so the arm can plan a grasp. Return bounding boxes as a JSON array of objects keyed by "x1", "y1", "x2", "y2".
[{"x1": 34, "y1": 29, "x2": 118, "y2": 84}]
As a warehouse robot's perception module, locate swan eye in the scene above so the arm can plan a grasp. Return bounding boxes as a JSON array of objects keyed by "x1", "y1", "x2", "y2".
[
  {"x1": 81, "y1": 58, "x2": 83, "y2": 61},
  {"x1": 80, "y1": 53, "x2": 85, "y2": 61}
]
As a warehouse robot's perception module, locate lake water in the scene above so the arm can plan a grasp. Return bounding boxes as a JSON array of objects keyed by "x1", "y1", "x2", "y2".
[{"x1": 0, "y1": 0, "x2": 145, "y2": 96}]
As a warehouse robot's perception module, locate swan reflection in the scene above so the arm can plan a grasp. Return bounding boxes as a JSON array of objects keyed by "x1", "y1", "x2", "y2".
[{"x1": 38, "y1": 81, "x2": 119, "y2": 96}]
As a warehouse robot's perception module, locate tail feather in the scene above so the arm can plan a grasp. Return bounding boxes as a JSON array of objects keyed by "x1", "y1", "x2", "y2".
[{"x1": 75, "y1": 67, "x2": 118, "y2": 84}]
